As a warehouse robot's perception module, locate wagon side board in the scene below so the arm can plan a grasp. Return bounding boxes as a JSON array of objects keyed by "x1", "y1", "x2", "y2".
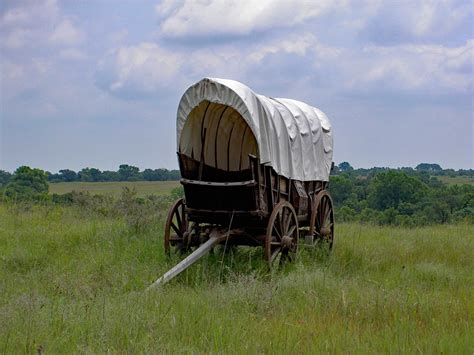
[{"x1": 177, "y1": 152, "x2": 329, "y2": 228}]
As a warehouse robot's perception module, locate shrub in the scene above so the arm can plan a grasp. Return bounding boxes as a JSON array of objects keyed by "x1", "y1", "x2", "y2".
[
  {"x1": 170, "y1": 186, "x2": 184, "y2": 200},
  {"x1": 4, "y1": 166, "x2": 49, "y2": 201}
]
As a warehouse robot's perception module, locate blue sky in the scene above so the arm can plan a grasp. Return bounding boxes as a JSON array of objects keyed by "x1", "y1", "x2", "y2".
[{"x1": 1, "y1": 0, "x2": 472, "y2": 173}]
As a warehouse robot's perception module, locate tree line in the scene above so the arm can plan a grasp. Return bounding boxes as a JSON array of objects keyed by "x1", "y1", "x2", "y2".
[
  {"x1": 0, "y1": 164, "x2": 180, "y2": 184},
  {"x1": 329, "y1": 162, "x2": 473, "y2": 226},
  {"x1": 1, "y1": 162, "x2": 472, "y2": 226}
]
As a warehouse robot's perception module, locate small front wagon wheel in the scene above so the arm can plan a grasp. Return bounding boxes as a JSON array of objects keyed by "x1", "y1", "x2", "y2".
[
  {"x1": 265, "y1": 201, "x2": 299, "y2": 268},
  {"x1": 164, "y1": 198, "x2": 188, "y2": 255}
]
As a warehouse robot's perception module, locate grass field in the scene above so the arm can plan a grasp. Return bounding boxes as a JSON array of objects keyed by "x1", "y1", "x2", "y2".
[
  {"x1": 438, "y1": 175, "x2": 474, "y2": 186},
  {"x1": 49, "y1": 180, "x2": 180, "y2": 197},
  {"x1": 1, "y1": 203, "x2": 473, "y2": 353}
]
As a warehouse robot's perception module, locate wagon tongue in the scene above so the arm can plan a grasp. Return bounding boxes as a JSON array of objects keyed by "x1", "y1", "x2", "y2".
[{"x1": 147, "y1": 230, "x2": 226, "y2": 290}]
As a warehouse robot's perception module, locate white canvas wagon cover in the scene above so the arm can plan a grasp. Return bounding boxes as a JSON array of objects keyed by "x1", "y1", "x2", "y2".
[{"x1": 177, "y1": 78, "x2": 333, "y2": 182}]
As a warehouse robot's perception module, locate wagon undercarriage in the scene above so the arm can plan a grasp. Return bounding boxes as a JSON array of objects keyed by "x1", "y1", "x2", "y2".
[{"x1": 149, "y1": 185, "x2": 334, "y2": 289}]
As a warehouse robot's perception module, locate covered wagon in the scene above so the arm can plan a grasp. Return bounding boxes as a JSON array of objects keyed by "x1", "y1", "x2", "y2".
[{"x1": 151, "y1": 78, "x2": 334, "y2": 287}]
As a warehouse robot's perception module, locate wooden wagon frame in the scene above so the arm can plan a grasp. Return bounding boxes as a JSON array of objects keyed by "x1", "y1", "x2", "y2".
[{"x1": 151, "y1": 78, "x2": 334, "y2": 288}]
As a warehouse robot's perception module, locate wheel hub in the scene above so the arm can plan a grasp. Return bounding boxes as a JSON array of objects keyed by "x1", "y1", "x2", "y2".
[
  {"x1": 281, "y1": 235, "x2": 294, "y2": 250},
  {"x1": 320, "y1": 227, "x2": 331, "y2": 236}
]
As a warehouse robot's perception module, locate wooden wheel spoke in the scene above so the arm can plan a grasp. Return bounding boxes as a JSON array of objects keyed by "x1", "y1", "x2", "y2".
[
  {"x1": 318, "y1": 199, "x2": 324, "y2": 223},
  {"x1": 175, "y1": 211, "x2": 182, "y2": 231},
  {"x1": 288, "y1": 225, "x2": 296, "y2": 238},
  {"x1": 323, "y1": 210, "x2": 331, "y2": 220},
  {"x1": 270, "y1": 247, "x2": 281, "y2": 263},
  {"x1": 322, "y1": 216, "x2": 329, "y2": 228},
  {"x1": 323, "y1": 206, "x2": 332, "y2": 221},
  {"x1": 170, "y1": 222, "x2": 181, "y2": 236},
  {"x1": 324, "y1": 211, "x2": 333, "y2": 228},
  {"x1": 284, "y1": 250, "x2": 294, "y2": 262},
  {"x1": 273, "y1": 225, "x2": 282, "y2": 241},
  {"x1": 283, "y1": 209, "x2": 291, "y2": 234},
  {"x1": 278, "y1": 211, "x2": 283, "y2": 236}
]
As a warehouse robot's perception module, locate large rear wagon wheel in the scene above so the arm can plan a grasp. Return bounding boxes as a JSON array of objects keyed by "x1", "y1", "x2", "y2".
[
  {"x1": 164, "y1": 198, "x2": 189, "y2": 255},
  {"x1": 265, "y1": 201, "x2": 299, "y2": 268},
  {"x1": 309, "y1": 190, "x2": 335, "y2": 249}
]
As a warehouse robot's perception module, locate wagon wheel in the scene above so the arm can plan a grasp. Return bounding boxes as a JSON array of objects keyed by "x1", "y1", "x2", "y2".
[
  {"x1": 265, "y1": 201, "x2": 299, "y2": 267},
  {"x1": 309, "y1": 190, "x2": 334, "y2": 249},
  {"x1": 164, "y1": 198, "x2": 190, "y2": 255}
]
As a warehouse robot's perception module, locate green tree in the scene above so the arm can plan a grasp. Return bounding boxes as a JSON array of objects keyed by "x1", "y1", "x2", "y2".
[
  {"x1": 167, "y1": 170, "x2": 181, "y2": 180},
  {"x1": 101, "y1": 170, "x2": 120, "y2": 181},
  {"x1": 118, "y1": 164, "x2": 140, "y2": 181},
  {"x1": 329, "y1": 175, "x2": 353, "y2": 205},
  {"x1": 415, "y1": 163, "x2": 442, "y2": 173},
  {"x1": 142, "y1": 168, "x2": 166, "y2": 181},
  {"x1": 78, "y1": 168, "x2": 102, "y2": 182},
  {"x1": 338, "y1": 162, "x2": 353, "y2": 172},
  {"x1": 4, "y1": 166, "x2": 49, "y2": 201},
  {"x1": 0, "y1": 170, "x2": 12, "y2": 187},
  {"x1": 142, "y1": 169, "x2": 157, "y2": 181},
  {"x1": 59, "y1": 169, "x2": 77, "y2": 182},
  {"x1": 367, "y1": 171, "x2": 427, "y2": 211}
]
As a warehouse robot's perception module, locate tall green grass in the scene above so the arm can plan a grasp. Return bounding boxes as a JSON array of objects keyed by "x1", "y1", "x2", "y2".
[{"x1": 0, "y1": 203, "x2": 472, "y2": 353}]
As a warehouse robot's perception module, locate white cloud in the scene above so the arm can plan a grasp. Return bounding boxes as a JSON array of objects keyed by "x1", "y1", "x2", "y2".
[
  {"x1": 50, "y1": 19, "x2": 85, "y2": 45},
  {"x1": 248, "y1": 33, "x2": 316, "y2": 62},
  {"x1": 96, "y1": 33, "x2": 326, "y2": 96},
  {"x1": 1, "y1": 61, "x2": 24, "y2": 80},
  {"x1": 157, "y1": 0, "x2": 345, "y2": 38},
  {"x1": 97, "y1": 42, "x2": 184, "y2": 95},
  {"x1": 360, "y1": 0, "x2": 472, "y2": 44},
  {"x1": 59, "y1": 48, "x2": 87, "y2": 60},
  {"x1": 1, "y1": 0, "x2": 84, "y2": 49},
  {"x1": 4, "y1": 28, "x2": 32, "y2": 48},
  {"x1": 1, "y1": 1, "x2": 88, "y2": 106},
  {"x1": 0, "y1": 0, "x2": 59, "y2": 27},
  {"x1": 109, "y1": 29, "x2": 129, "y2": 45},
  {"x1": 342, "y1": 40, "x2": 474, "y2": 94},
  {"x1": 96, "y1": 32, "x2": 472, "y2": 100},
  {"x1": 155, "y1": 0, "x2": 179, "y2": 17},
  {"x1": 154, "y1": 0, "x2": 470, "y2": 44},
  {"x1": 32, "y1": 57, "x2": 51, "y2": 73}
]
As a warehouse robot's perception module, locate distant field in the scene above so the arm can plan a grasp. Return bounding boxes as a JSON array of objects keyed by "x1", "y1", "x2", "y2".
[
  {"x1": 438, "y1": 176, "x2": 474, "y2": 185},
  {"x1": 49, "y1": 180, "x2": 180, "y2": 197}
]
